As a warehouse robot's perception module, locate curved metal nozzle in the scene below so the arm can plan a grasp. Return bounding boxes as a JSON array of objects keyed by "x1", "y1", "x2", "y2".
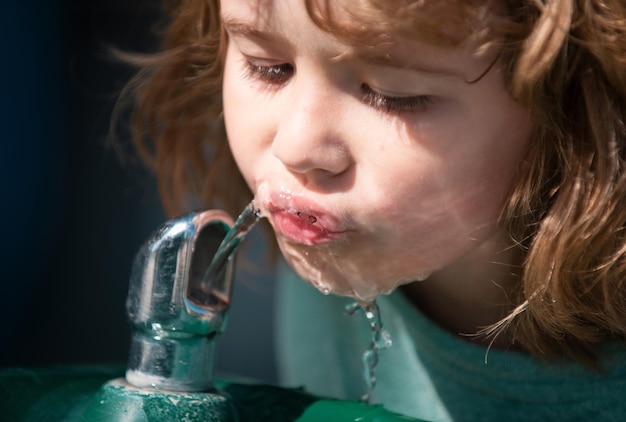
[{"x1": 125, "y1": 210, "x2": 235, "y2": 392}]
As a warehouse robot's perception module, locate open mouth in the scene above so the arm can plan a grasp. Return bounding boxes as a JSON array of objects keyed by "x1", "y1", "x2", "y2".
[
  {"x1": 254, "y1": 182, "x2": 351, "y2": 245},
  {"x1": 256, "y1": 185, "x2": 349, "y2": 245},
  {"x1": 270, "y1": 208, "x2": 345, "y2": 245},
  {"x1": 295, "y1": 211, "x2": 317, "y2": 224}
]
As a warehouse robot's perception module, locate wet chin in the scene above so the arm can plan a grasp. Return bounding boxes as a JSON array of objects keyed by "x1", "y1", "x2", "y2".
[{"x1": 277, "y1": 238, "x2": 415, "y2": 304}]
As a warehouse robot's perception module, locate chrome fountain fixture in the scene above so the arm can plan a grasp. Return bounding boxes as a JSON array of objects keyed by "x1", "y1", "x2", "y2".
[{"x1": 125, "y1": 209, "x2": 235, "y2": 392}]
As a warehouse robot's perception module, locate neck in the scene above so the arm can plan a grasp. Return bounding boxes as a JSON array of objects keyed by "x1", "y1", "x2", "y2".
[{"x1": 401, "y1": 230, "x2": 524, "y2": 350}]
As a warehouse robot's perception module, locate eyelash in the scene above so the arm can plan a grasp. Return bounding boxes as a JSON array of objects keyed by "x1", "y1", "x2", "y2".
[
  {"x1": 245, "y1": 61, "x2": 293, "y2": 85},
  {"x1": 244, "y1": 61, "x2": 432, "y2": 113},
  {"x1": 360, "y1": 84, "x2": 432, "y2": 113}
]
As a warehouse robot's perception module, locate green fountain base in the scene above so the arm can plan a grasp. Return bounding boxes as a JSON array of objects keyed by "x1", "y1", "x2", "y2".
[
  {"x1": 0, "y1": 366, "x2": 423, "y2": 421},
  {"x1": 81, "y1": 378, "x2": 236, "y2": 421}
]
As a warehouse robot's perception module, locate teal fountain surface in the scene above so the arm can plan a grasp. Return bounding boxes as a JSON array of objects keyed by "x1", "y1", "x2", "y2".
[{"x1": 1, "y1": 207, "x2": 424, "y2": 421}]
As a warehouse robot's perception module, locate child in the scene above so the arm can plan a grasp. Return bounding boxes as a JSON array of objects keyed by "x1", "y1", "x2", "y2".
[{"x1": 125, "y1": 0, "x2": 626, "y2": 419}]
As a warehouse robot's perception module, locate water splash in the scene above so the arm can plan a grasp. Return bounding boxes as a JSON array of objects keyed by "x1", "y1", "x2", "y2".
[
  {"x1": 200, "y1": 198, "x2": 394, "y2": 405},
  {"x1": 345, "y1": 300, "x2": 392, "y2": 403},
  {"x1": 201, "y1": 200, "x2": 262, "y2": 292}
]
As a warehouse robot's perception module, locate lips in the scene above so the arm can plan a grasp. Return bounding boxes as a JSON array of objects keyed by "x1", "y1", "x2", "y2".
[{"x1": 260, "y1": 188, "x2": 349, "y2": 245}]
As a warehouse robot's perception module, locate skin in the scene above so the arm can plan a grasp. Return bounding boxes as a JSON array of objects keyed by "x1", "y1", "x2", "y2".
[{"x1": 221, "y1": 0, "x2": 533, "y2": 339}]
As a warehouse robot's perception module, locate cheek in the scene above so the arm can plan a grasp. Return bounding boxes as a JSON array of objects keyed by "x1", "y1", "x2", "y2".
[
  {"x1": 223, "y1": 60, "x2": 259, "y2": 187},
  {"x1": 223, "y1": 53, "x2": 280, "y2": 190},
  {"x1": 358, "y1": 123, "x2": 526, "y2": 253}
]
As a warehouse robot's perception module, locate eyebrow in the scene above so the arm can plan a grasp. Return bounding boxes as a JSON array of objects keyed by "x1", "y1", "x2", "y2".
[
  {"x1": 222, "y1": 15, "x2": 280, "y2": 43},
  {"x1": 221, "y1": 14, "x2": 462, "y2": 79},
  {"x1": 349, "y1": 51, "x2": 461, "y2": 78}
]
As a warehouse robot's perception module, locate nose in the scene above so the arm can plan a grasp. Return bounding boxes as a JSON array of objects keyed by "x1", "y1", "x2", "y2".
[{"x1": 271, "y1": 77, "x2": 353, "y2": 183}]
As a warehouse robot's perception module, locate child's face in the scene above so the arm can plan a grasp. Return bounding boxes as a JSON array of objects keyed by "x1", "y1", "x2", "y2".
[{"x1": 221, "y1": 0, "x2": 533, "y2": 302}]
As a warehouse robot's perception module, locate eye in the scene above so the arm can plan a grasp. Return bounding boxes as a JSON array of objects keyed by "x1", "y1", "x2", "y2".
[
  {"x1": 360, "y1": 83, "x2": 433, "y2": 113},
  {"x1": 245, "y1": 61, "x2": 294, "y2": 85}
]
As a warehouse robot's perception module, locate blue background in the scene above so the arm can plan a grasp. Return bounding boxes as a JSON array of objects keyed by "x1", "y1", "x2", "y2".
[{"x1": 0, "y1": 0, "x2": 277, "y2": 383}]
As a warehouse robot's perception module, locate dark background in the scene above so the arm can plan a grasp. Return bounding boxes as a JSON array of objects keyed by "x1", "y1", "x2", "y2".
[{"x1": 1, "y1": 1, "x2": 277, "y2": 383}]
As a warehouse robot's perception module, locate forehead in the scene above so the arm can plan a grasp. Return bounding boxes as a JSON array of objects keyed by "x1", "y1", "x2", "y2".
[
  {"x1": 220, "y1": 0, "x2": 489, "y2": 42},
  {"x1": 311, "y1": 0, "x2": 478, "y2": 43},
  {"x1": 220, "y1": 0, "x2": 347, "y2": 62},
  {"x1": 220, "y1": 0, "x2": 499, "y2": 79}
]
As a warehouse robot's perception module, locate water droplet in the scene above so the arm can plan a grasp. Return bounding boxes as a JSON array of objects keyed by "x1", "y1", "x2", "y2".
[
  {"x1": 344, "y1": 301, "x2": 360, "y2": 316},
  {"x1": 377, "y1": 329, "x2": 393, "y2": 349},
  {"x1": 345, "y1": 299, "x2": 392, "y2": 403}
]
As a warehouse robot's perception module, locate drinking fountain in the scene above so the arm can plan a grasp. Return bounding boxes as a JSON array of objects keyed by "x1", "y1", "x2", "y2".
[{"x1": 0, "y1": 208, "x2": 423, "y2": 421}]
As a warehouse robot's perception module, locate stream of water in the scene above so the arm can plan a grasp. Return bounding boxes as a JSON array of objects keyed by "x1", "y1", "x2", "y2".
[
  {"x1": 345, "y1": 300, "x2": 392, "y2": 403},
  {"x1": 200, "y1": 200, "x2": 262, "y2": 292},
  {"x1": 201, "y1": 200, "x2": 392, "y2": 403}
]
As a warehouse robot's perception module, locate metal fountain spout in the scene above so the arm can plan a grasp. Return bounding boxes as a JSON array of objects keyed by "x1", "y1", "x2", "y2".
[
  {"x1": 73, "y1": 206, "x2": 261, "y2": 421},
  {"x1": 125, "y1": 209, "x2": 235, "y2": 392},
  {"x1": 0, "y1": 204, "x2": 423, "y2": 422}
]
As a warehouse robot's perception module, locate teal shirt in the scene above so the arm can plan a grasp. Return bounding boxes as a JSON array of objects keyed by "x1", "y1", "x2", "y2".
[{"x1": 275, "y1": 263, "x2": 626, "y2": 421}]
